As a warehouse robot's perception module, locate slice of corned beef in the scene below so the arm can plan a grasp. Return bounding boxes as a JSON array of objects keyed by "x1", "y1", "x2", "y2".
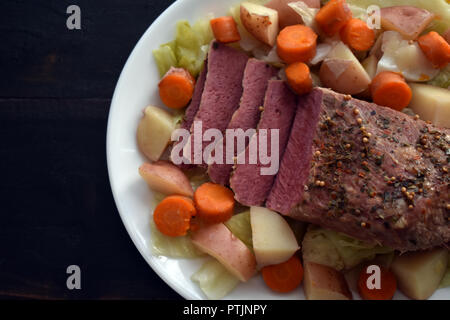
[
  {"x1": 207, "y1": 59, "x2": 278, "y2": 185},
  {"x1": 181, "y1": 60, "x2": 208, "y2": 132},
  {"x1": 230, "y1": 80, "x2": 297, "y2": 206},
  {"x1": 266, "y1": 89, "x2": 322, "y2": 214},
  {"x1": 267, "y1": 87, "x2": 450, "y2": 252},
  {"x1": 172, "y1": 60, "x2": 208, "y2": 169},
  {"x1": 187, "y1": 41, "x2": 249, "y2": 167}
]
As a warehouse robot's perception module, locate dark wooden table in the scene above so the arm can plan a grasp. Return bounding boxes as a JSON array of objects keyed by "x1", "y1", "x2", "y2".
[{"x1": 0, "y1": 0, "x2": 182, "y2": 299}]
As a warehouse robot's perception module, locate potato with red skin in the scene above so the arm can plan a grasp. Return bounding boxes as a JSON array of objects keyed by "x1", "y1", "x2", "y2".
[
  {"x1": 265, "y1": 0, "x2": 320, "y2": 29},
  {"x1": 303, "y1": 262, "x2": 352, "y2": 300},
  {"x1": 240, "y1": 2, "x2": 279, "y2": 47},
  {"x1": 380, "y1": 6, "x2": 435, "y2": 40},
  {"x1": 139, "y1": 161, "x2": 194, "y2": 197},
  {"x1": 191, "y1": 223, "x2": 257, "y2": 282},
  {"x1": 319, "y1": 42, "x2": 371, "y2": 95}
]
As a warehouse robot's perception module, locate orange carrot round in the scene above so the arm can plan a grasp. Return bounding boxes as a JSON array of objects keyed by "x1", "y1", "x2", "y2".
[
  {"x1": 358, "y1": 265, "x2": 397, "y2": 300},
  {"x1": 262, "y1": 255, "x2": 304, "y2": 293},
  {"x1": 418, "y1": 31, "x2": 450, "y2": 69},
  {"x1": 194, "y1": 182, "x2": 235, "y2": 224},
  {"x1": 370, "y1": 71, "x2": 412, "y2": 111},
  {"x1": 315, "y1": 0, "x2": 353, "y2": 36},
  {"x1": 153, "y1": 195, "x2": 196, "y2": 237},
  {"x1": 158, "y1": 67, "x2": 195, "y2": 109},
  {"x1": 276, "y1": 25, "x2": 317, "y2": 64},
  {"x1": 210, "y1": 16, "x2": 241, "y2": 44},
  {"x1": 340, "y1": 18, "x2": 375, "y2": 51},
  {"x1": 285, "y1": 62, "x2": 313, "y2": 95}
]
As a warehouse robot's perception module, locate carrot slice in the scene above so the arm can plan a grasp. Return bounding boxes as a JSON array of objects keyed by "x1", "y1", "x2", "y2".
[
  {"x1": 285, "y1": 62, "x2": 313, "y2": 95},
  {"x1": 370, "y1": 71, "x2": 412, "y2": 111},
  {"x1": 358, "y1": 265, "x2": 397, "y2": 300},
  {"x1": 210, "y1": 16, "x2": 241, "y2": 44},
  {"x1": 315, "y1": 0, "x2": 352, "y2": 36},
  {"x1": 262, "y1": 255, "x2": 304, "y2": 293},
  {"x1": 194, "y1": 182, "x2": 235, "y2": 224},
  {"x1": 158, "y1": 67, "x2": 195, "y2": 109},
  {"x1": 340, "y1": 18, "x2": 375, "y2": 51},
  {"x1": 276, "y1": 25, "x2": 317, "y2": 64},
  {"x1": 153, "y1": 195, "x2": 196, "y2": 237},
  {"x1": 417, "y1": 31, "x2": 450, "y2": 69}
]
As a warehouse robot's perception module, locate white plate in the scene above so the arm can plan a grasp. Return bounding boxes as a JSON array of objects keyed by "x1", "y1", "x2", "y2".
[{"x1": 106, "y1": 0, "x2": 449, "y2": 300}]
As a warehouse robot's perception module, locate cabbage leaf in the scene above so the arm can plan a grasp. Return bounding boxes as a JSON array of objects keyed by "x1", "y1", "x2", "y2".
[
  {"x1": 302, "y1": 225, "x2": 393, "y2": 271},
  {"x1": 191, "y1": 259, "x2": 240, "y2": 299},
  {"x1": 150, "y1": 220, "x2": 205, "y2": 258}
]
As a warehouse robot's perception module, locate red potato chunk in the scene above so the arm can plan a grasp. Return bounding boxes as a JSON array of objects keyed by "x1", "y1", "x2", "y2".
[
  {"x1": 139, "y1": 161, "x2": 194, "y2": 197},
  {"x1": 191, "y1": 223, "x2": 257, "y2": 282},
  {"x1": 380, "y1": 6, "x2": 435, "y2": 40},
  {"x1": 303, "y1": 262, "x2": 353, "y2": 300},
  {"x1": 265, "y1": 0, "x2": 320, "y2": 29}
]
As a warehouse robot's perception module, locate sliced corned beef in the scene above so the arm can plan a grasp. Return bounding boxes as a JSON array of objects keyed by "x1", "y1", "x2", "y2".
[
  {"x1": 172, "y1": 60, "x2": 208, "y2": 168},
  {"x1": 208, "y1": 58, "x2": 278, "y2": 185},
  {"x1": 230, "y1": 80, "x2": 297, "y2": 206},
  {"x1": 181, "y1": 60, "x2": 208, "y2": 132},
  {"x1": 186, "y1": 41, "x2": 249, "y2": 167},
  {"x1": 267, "y1": 87, "x2": 450, "y2": 251}
]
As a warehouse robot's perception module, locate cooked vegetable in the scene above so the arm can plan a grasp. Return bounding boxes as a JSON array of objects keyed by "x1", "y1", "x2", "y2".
[
  {"x1": 240, "y1": 2, "x2": 279, "y2": 47},
  {"x1": 153, "y1": 42, "x2": 178, "y2": 78},
  {"x1": 428, "y1": 65, "x2": 450, "y2": 88},
  {"x1": 440, "y1": 258, "x2": 450, "y2": 288},
  {"x1": 153, "y1": 195, "x2": 196, "y2": 237},
  {"x1": 191, "y1": 223, "x2": 257, "y2": 282},
  {"x1": 391, "y1": 248, "x2": 448, "y2": 300},
  {"x1": 408, "y1": 83, "x2": 450, "y2": 128},
  {"x1": 191, "y1": 258, "x2": 240, "y2": 299},
  {"x1": 229, "y1": 3, "x2": 262, "y2": 52},
  {"x1": 358, "y1": 265, "x2": 397, "y2": 300},
  {"x1": 302, "y1": 226, "x2": 392, "y2": 271},
  {"x1": 150, "y1": 220, "x2": 204, "y2": 258},
  {"x1": 285, "y1": 61, "x2": 313, "y2": 95},
  {"x1": 376, "y1": 31, "x2": 439, "y2": 82},
  {"x1": 346, "y1": 0, "x2": 450, "y2": 35},
  {"x1": 137, "y1": 106, "x2": 176, "y2": 161},
  {"x1": 250, "y1": 206, "x2": 299, "y2": 268},
  {"x1": 418, "y1": 31, "x2": 450, "y2": 69},
  {"x1": 210, "y1": 16, "x2": 241, "y2": 43},
  {"x1": 370, "y1": 71, "x2": 412, "y2": 111},
  {"x1": 315, "y1": 0, "x2": 352, "y2": 36},
  {"x1": 175, "y1": 20, "x2": 212, "y2": 77},
  {"x1": 319, "y1": 41, "x2": 371, "y2": 95},
  {"x1": 303, "y1": 261, "x2": 352, "y2": 300},
  {"x1": 158, "y1": 67, "x2": 195, "y2": 109},
  {"x1": 380, "y1": 6, "x2": 434, "y2": 40},
  {"x1": 276, "y1": 25, "x2": 317, "y2": 63},
  {"x1": 194, "y1": 182, "x2": 235, "y2": 224},
  {"x1": 266, "y1": 0, "x2": 320, "y2": 28},
  {"x1": 362, "y1": 55, "x2": 378, "y2": 79},
  {"x1": 224, "y1": 210, "x2": 253, "y2": 250},
  {"x1": 286, "y1": 1, "x2": 320, "y2": 33},
  {"x1": 139, "y1": 161, "x2": 194, "y2": 197},
  {"x1": 261, "y1": 254, "x2": 304, "y2": 293},
  {"x1": 152, "y1": 19, "x2": 213, "y2": 78},
  {"x1": 339, "y1": 18, "x2": 375, "y2": 51}
]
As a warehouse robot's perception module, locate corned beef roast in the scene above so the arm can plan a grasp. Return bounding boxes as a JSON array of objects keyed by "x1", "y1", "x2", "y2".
[
  {"x1": 230, "y1": 80, "x2": 297, "y2": 206},
  {"x1": 266, "y1": 87, "x2": 450, "y2": 252},
  {"x1": 208, "y1": 58, "x2": 278, "y2": 185},
  {"x1": 172, "y1": 41, "x2": 249, "y2": 167}
]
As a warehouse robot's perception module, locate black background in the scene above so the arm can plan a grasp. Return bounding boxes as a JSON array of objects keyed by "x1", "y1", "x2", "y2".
[{"x1": 0, "y1": 0, "x2": 182, "y2": 299}]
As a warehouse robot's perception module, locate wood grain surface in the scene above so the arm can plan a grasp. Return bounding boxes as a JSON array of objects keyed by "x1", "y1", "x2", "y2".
[{"x1": 0, "y1": 0, "x2": 182, "y2": 299}]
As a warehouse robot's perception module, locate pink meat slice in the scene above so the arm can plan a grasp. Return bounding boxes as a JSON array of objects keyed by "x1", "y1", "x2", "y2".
[
  {"x1": 208, "y1": 58, "x2": 278, "y2": 185},
  {"x1": 230, "y1": 80, "x2": 297, "y2": 206}
]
